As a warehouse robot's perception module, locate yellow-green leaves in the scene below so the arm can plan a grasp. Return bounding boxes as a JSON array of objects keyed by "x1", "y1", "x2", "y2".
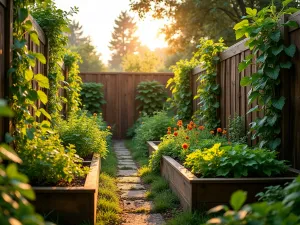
[
  {"x1": 246, "y1": 7, "x2": 257, "y2": 17},
  {"x1": 37, "y1": 90, "x2": 48, "y2": 104},
  {"x1": 230, "y1": 190, "x2": 247, "y2": 211},
  {"x1": 34, "y1": 74, "x2": 49, "y2": 88},
  {"x1": 25, "y1": 69, "x2": 34, "y2": 82}
]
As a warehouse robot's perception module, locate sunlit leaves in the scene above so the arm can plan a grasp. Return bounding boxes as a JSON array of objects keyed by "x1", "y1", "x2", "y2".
[
  {"x1": 37, "y1": 90, "x2": 48, "y2": 104},
  {"x1": 34, "y1": 74, "x2": 49, "y2": 88},
  {"x1": 230, "y1": 190, "x2": 247, "y2": 211}
]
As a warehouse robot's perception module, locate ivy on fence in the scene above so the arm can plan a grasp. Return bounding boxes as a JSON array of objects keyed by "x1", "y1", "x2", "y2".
[{"x1": 235, "y1": 1, "x2": 298, "y2": 150}]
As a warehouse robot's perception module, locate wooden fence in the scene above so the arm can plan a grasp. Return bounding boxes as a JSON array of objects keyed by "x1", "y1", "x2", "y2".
[
  {"x1": 192, "y1": 11, "x2": 300, "y2": 169},
  {"x1": 80, "y1": 72, "x2": 174, "y2": 139}
]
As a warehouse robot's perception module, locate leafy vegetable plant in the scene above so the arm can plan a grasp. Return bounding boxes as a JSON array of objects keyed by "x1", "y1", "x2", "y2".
[
  {"x1": 228, "y1": 114, "x2": 247, "y2": 144},
  {"x1": 234, "y1": 2, "x2": 299, "y2": 150},
  {"x1": 136, "y1": 80, "x2": 167, "y2": 116},
  {"x1": 184, "y1": 143, "x2": 288, "y2": 178},
  {"x1": 80, "y1": 82, "x2": 106, "y2": 113}
]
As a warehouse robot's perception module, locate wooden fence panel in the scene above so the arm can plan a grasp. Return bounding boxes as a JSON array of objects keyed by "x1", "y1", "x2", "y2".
[{"x1": 80, "y1": 72, "x2": 174, "y2": 139}]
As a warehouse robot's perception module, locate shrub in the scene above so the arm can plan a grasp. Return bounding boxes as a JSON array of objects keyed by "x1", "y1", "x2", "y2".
[
  {"x1": 136, "y1": 80, "x2": 167, "y2": 116},
  {"x1": 184, "y1": 144, "x2": 288, "y2": 178},
  {"x1": 80, "y1": 82, "x2": 106, "y2": 113},
  {"x1": 228, "y1": 114, "x2": 247, "y2": 144},
  {"x1": 56, "y1": 111, "x2": 110, "y2": 158},
  {"x1": 256, "y1": 185, "x2": 285, "y2": 203},
  {"x1": 204, "y1": 176, "x2": 300, "y2": 225},
  {"x1": 18, "y1": 132, "x2": 88, "y2": 184},
  {"x1": 132, "y1": 111, "x2": 176, "y2": 162},
  {"x1": 149, "y1": 121, "x2": 227, "y2": 172}
]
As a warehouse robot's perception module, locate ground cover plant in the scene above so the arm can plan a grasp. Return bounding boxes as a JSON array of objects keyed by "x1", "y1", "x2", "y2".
[
  {"x1": 80, "y1": 82, "x2": 106, "y2": 114},
  {"x1": 136, "y1": 80, "x2": 168, "y2": 116},
  {"x1": 55, "y1": 111, "x2": 110, "y2": 158}
]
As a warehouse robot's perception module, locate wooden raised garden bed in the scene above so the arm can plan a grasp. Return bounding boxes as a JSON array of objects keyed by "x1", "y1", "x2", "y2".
[
  {"x1": 147, "y1": 141, "x2": 160, "y2": 156},
  {"x1": 32, "y1": 154, "x2": 101, "y2": 225},
  {"x1": 161, "y1": 155, "x2": 300, "y2": 211}
]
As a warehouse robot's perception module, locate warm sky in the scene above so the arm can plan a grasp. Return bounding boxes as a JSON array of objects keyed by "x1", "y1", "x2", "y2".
[{"x1": 54, "y1": 0, "x2": 169, "y2": 65}]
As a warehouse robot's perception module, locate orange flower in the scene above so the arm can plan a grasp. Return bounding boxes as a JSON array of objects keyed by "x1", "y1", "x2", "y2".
[
  {"x1": 210, "y1": 130, "x2": 215, "y2": 135},
  {"x1": 93, "y1": 113, "x2": 97, "y2": 117},
  {"x1": 177, "y1": 120, "x2": 183, "y2": 127},
  {"x1": 199, "y1": 126, "x2": 205, "y2": 130},
  {"x1": 174, "y1": 132, "x2": 178, "y2": 137},
  {"x1": 182, "y1": 143, "x2": 189, "y2": 150},
  {"x1": 217, "y1": 128, "x2": 222, "y2": 133},
  {"x1": 168, "y1": 127, "x2": 171, "y2": 131},
  {"x1": 222, "y1": 130, "x2": 227, "y2": 135},
  {"x1": 107, "y1": 126, "x2": 111, "y2": 130},
  {"x1": 174, "y1": 127, "x2": 177, "y2": 131},
  {"x1": 167, "y1": 131, "x2": 171, "y2": 135},
  {"x1": 187, "y1": 124, "x2": 193, "y2": 130},
  {"x1": 185, "y1": 136, "x2": 189, "y2": 140}
]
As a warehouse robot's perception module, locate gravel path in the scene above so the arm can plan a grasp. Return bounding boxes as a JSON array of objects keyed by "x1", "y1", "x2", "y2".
[{"x1": 114, "y1": 141, "x2": 165, "y2": 225}]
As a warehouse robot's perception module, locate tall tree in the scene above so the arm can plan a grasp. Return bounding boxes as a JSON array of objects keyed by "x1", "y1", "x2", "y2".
[
  {"x1": 67, "y1": 21, "x2": 106, "y2": 72},
  {"x1": 109, "y1": 11, "x2": 140, "y2": 71},
  {"x1": 130, "y1": 0, "x2": 300, "y2": 53}
]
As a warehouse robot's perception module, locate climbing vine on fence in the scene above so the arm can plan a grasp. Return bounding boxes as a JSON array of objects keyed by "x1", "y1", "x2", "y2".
[
  {"x1": 10, "y1": 0, "x2": 50, "y2": 146},
  {"x1": 64, "y1": 50, "x2": 82, "y2": 115},
  {"x1": 31, "y1": 2, "x2": 78, "y2": 117},
  {"x1": 193, "y1": 38, "x2": 227, "y2": 129},
  {"x1": 167, "y1": 60, "x2": 196, "y2": 121},
  {"x1": 235, "y1": 1, "x2": 298, "y2": 150}
]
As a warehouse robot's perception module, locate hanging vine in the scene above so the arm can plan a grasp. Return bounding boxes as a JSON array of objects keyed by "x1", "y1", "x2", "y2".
[
  {"x1": 193, "y1": 38, "x2": 227, "y2": 129},
  {"x1": 64, "y1": 50, "x2": 83, "y2": 114},
  {"x1": 31, "y1": 2, "x2": 78, "y2": 117},
  {"x1": 235, "y1": 1, "x2": 298, "y2": 150}
]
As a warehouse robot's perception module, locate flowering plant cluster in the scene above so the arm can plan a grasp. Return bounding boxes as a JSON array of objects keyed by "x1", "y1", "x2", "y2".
[{"x1": 149, "y1": 120, "x2": 227, "y2": 171}]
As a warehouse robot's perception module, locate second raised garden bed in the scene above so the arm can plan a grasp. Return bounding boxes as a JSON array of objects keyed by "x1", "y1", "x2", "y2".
[
  {"x1": 32, "y1": 154, "x2": 101, "y2": 225},
  {"x1": 148, "y1": 141, "x2": 300, "y2": 211}
]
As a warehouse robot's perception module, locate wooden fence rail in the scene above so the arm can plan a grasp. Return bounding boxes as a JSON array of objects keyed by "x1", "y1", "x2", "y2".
[
  {"x1": 80, "y1": 72, "x2": 174, "y2": 139},
  {"x1": 192, "y1": 11, "x2": 300, "y2": 169}
]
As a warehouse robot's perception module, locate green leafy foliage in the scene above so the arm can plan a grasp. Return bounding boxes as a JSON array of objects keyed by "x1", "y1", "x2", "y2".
[
  {"x1": 234, "y1": 2, "x2": 299, "y2": 150},
  {"x1": 167, "y1": 60, "x2": 196, "y2": 121},
  {"x1": 184, "y1": 144, "x2": 288, "y2": 178},
  {"x1": 55, "y1": 111, "x2": 110, "y2": 158},
  {"x1": 18, "y1": 131, "x2": 88, "y2": 184},
  {"x1": 136, "y1": 80, "x2": 168, "y2": 116},
  {"x1": 228, "y1": 114, "x2": 247, "y2": 144},
  {"x1": 256, "y1": 185, "x2": 285, "y2": 203},
  {"x1": 193, "y1": 38, "x2": 227, "y2": 129},
  {"x1": 64, "y1": 50, "x2": 83, "y2": 114},
  {"x1": 32, "y1": 2, "x2": 78, "y2": 116},
  {"x1": 205, "y1": 176, "x2": 300, "y2": 225},
  {"x1": 80, "y1": 82, "x2": 106, "y2": 114},
  {"x1": 131, "y1": 111, "x2": 176, "y2": 164}
]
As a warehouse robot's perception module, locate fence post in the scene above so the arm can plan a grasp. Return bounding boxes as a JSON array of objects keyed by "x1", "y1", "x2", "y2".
[
  {"x1": 216, "y1": 54, "x2": 221, "y2": 128},
  {"x1": 279, "y1": 14, "x2": 293, "y2": 164}
]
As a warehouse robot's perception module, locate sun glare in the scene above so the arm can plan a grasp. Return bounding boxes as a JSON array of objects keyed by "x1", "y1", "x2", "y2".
[{"x1": 136, "y1": 18, "x2": 169, "y2": 50}]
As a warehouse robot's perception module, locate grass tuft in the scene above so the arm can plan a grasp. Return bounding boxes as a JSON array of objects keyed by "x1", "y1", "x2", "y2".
[
  {"x1": 166, "y1": 211, "x2": 210, "y2": 225},
  {"x1": 153, "y1": 190, "x2": 179, "y2": 212}
]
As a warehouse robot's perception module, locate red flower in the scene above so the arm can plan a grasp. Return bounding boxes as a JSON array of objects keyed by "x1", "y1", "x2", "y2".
[
  {"x1": 199, "y1": 126, "x2": 205, "y2": 130},
  {"x1": 174, "y1": 132, "x2": 178, "y2": 137},
  {"x1": 167, "y1": 131, "x2": 171, "y2": 135},
  {"x1": 177, "y1": 120, "x2": 183, "y2": 127},
  {"x1": 174, "y1": 127, "x2": 177, "y2": 131},
  {"x1": 168, "y1": 127, "x2": 171, "y2": 131},
  {"x1": 217, "y1": 128, "x2": 223, "y2": 133},
  {"x1": 187, "y1": 124, "x2": 193, "y2": 130},
  {"x1": 182, "y1": 143, "x2": 189, "y2": 150}
]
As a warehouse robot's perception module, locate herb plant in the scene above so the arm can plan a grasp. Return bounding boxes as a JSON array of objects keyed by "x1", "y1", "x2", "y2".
[
  {"x1": 193, "y1": 38, "x2": 227, "y2": 129},
  {"x1": 235, "y1": 2, "x2": 299, "y2": 150},
  {"x1": 136, "y1": 80, "x2": 167, "y2": 116},
  {"x1": 184, "y1": 144, "x2": 288, "y2": 178},
  {"x1": 80, "y1": 82, "x2": 106, "y2": 114},
  {"x1": 55, "y1": 111, "x2": 110, "y2": 158}
]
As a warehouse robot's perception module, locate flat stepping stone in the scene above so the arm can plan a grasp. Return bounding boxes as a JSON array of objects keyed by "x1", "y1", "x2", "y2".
[
  {"x1": 117, "y1": 177, "x2": 141, "y2": 183},
  {"x1": 121, "y1": 190, "x2": 146, "y2": 200},
  {"x1": 118, "y1": 156, "x2": 133, "y2": 160},
  {"x1": 118, "y1": 170, "x2": 138, "y2": 177},
  {"x1": 116, "y1": 152, "x2": 131, "y2": 156},
  {"x1": 123, "y1": 200, "x2": 153, "y2": 212},
  {"x1": 117, "y1": 183, "x2": 145, "y2": 191},
  {"x1": 122, "y1": 213, "x2": 165, "y2": 225},
  {"x1": 118, "y1": 161, "x2": 135, "y2": 165},
  {"x1": 118, "y1": 165, "x2": 137, "y2": 170}
]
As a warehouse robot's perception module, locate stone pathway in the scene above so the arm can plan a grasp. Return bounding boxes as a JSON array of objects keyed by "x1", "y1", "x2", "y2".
[{"x1": 114, "y1": 141, "x2": 165, "y2": 225}]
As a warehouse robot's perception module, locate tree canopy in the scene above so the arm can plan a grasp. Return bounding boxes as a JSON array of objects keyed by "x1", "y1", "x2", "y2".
[{"x1": 109, "y1": 11, "x2": 141, "y2": 71}]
